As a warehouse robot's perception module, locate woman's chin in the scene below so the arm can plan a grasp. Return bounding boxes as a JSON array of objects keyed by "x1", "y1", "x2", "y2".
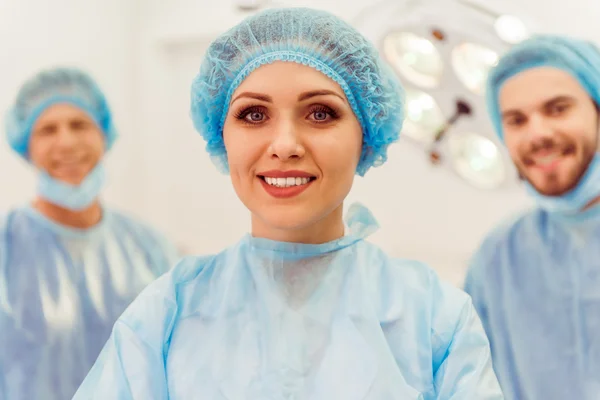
[{"x1": 254, "y1": 212, "x2": 319, "y2": 234}]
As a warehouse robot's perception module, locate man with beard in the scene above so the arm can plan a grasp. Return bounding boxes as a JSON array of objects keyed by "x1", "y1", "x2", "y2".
[{"x1": 464, "y1": 35, "x2": 600, "y2": 400}]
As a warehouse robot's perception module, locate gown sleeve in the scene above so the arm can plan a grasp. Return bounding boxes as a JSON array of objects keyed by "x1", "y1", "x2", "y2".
[{"x1": 430, "y1": 268, "x2": 504, "y2": 399}]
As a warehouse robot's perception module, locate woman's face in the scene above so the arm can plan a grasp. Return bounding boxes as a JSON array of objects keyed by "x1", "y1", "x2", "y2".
[{"x1": 223, "y1": 61, "x2": 363, "y2": 243}]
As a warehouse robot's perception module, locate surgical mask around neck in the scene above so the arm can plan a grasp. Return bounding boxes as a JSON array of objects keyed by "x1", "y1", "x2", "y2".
[
  {"x1": 525, "y1": 153, "x2": 600, "y2": 215},
  {"x1": 37, "y1": 163, "x2": 106, "y2": 211}
]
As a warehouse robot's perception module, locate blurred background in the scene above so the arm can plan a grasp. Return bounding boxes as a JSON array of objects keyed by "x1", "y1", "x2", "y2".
[{"x1": 1, "y1": 0, "x2": 598, "y2": 285}]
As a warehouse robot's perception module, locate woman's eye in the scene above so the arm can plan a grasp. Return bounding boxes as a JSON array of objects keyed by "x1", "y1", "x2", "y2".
[
  {"x1": 312, "y1": 111, "x2": 328, "y2": 121},
  {"x1": 308, "y1": 106, "x2": 338, "y2": 123},
  {"x1": 246, "y1": 111, "x2": 265, "y2": 122},
  {"x1": 236, "y1": 107, "x2": 267, "y2": 124}
]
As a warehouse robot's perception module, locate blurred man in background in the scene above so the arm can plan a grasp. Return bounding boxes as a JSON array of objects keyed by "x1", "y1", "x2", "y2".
[
  {"x1": 0, "y1": 67, "x2": 180, "y2": 400},
  {"x1": 465, "y1": 36, "x2": 600, "y2": 399}
]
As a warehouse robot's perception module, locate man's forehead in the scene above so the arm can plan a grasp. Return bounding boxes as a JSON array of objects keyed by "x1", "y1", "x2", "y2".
[{"x1": 499, "y1": 66, "x2": 588, "y2": 112}]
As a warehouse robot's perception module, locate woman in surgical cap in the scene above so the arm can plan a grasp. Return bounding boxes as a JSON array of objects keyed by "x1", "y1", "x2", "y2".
[
  {"x1": 74, "y1": 8, "x2": 503, "y2": 399},
  {"x1": 0, "y1": 67, "x2": 180, "y2": 400}
]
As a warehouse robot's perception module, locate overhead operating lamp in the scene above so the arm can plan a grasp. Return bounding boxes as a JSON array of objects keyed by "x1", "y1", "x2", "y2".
[{"x1": 355, "y1": 0, "x2": 531, "y2": 190}]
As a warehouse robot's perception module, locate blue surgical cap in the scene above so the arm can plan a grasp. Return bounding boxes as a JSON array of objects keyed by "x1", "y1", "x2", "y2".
[
  {"x1": 486, "y1": 35, "x2": 600, "y2": 140},
  {"x1": 5, "y1": 67, "x2": 118, "y2": 158},
  {"x1": 190, "y1": 7, "x2": 405, "y2": 176}
]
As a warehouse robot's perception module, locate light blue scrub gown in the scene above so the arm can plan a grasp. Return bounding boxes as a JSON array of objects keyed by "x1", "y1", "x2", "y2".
[
  {"x1": 74, "y1": 205, "x2": 503, "y2": 400},
  {"x1": 0, "y1": 205, "x2": 180, "y2": 400},
  {"x1": 465, "y1": 206, "x2": 600, "y2": 399}
]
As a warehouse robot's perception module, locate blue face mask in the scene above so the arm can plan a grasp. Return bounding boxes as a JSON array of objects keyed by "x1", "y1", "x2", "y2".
[
  {"x1": 524, "y1": 153, "x2": 600, "y2": 215},
  {"x1": 37, "y1": 163, "x2": 106, "y2": 211}
]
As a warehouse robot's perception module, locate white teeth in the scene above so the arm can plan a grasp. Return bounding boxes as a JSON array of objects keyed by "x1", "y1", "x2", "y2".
[
  {"x1": 535, "y1": 154, "x2": 560, "y2": 165},
  {"x1": 264, "y1": 176, "x2": 311, "y2": 187}
]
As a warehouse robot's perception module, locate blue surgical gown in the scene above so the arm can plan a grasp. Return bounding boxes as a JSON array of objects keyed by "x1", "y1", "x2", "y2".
[
  {"x1": 73, "y1": 205, "x2": 503, "y2": 399},
  {"x1": 0, "y1": 205, "x2": 180, "y2": 400},
  {"x1": 464, "y1": 206, "x2": 600, "y2": 399}
]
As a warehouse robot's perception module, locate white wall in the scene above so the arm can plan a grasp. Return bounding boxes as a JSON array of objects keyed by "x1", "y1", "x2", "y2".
[{"x1": 0, "y1": 0, "x2": 142, "y2": 213}]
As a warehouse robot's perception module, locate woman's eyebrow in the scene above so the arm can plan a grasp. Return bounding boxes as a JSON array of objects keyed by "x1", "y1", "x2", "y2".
[
  {"x1": 231, "y1": 92, "x2": 273, "y2": 105},
  {"x1": 298, "y1": 90, "x2": 346, "y2": 103}
]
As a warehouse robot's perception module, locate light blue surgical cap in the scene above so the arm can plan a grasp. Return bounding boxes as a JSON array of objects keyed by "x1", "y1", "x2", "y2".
[
  {"x1": 486, "y1": 35, "x2": 600, "y2": 214},
  {"x1": 190, "y1": 7, "x2": 405, "y2": 176},
  {"x1": 486, "y1": 35, "x2": 600, "y2": 140},
  {"x1": 5, "y1": 67, "x2": 118, "y2": 158}
]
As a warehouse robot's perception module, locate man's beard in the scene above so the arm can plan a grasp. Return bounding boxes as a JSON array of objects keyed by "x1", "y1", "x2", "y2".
[{"x1": 518, "y1": 146, "x2": 595, "y2": 196}]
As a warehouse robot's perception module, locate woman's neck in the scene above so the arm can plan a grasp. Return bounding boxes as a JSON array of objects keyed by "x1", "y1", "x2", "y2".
[
  {"x1": 251, "y1": 205, "x2": 345, "y2": 244},
  {"x1": 33, "y1": 197, "x2": 103, "y2": 229}
]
